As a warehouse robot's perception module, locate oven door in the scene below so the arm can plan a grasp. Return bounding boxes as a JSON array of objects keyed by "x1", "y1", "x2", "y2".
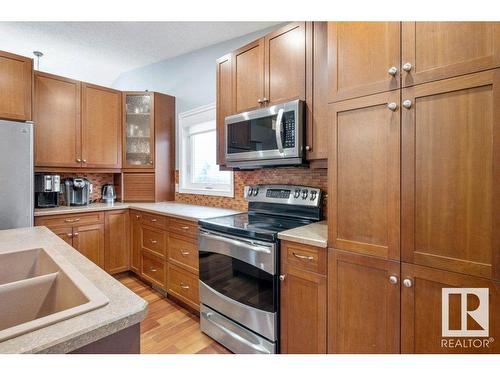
[
  {"x1": 224, "y1": 99, "x2": 304, "y2": 167},
  {"x1": 198, "y1": 229, "x2": 277, "y2": 341}
]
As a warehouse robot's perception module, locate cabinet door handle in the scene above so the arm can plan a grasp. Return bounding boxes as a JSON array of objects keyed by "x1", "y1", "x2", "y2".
[
  {"x1": 403, "y1": 62, "x2": 413, "y2": 72},
  {"x1": 67, "y1": 233, "x2": 73, "y2": 238},
  {"x1": 388, "y1": 66, "x2": 398, "y2": 76},
  {"x1": 82, "y1": 159, "x2": 87, "y2": 163},
  {"x1": 387, "y1": 102, "x2": 398, "y2": 111},
  {"x1": 389, "y1": 275, "x2": 398, "y2": 284},
  {"x1": 180, "y1": 283, "x2": 190, "y2": 289},
  {"x1": 73, "y1": 232, "x2": 79, "y2": 237},
  {"x1": 150, "y1": 239, "x2": 157, "y2": 244},
  {"x1": 150, "y1": 218, "x2": 157, "y2": 222},
  {"x1": 292, "y1": 252, "x2": 314, "y2": 261},
  {"x1": 279, "y1": 274, "x2": 286, "y2": 281},
  {"x1": 76, "y1": 158, "x2": 82, "y2": 163},
  {"x1": 403, "y1": 278, "x2": 413, "y2": 288},
  {"x1": 149, "y1": 267, "x2": 157, "y2": 273},
  {"x1": 402, "y1": 99, "x2": 412, "y2": 109},
  {"x1": 64, "y1": 218, "x2": 80, "y2": 223},
  {"x1": 181, "y1": 226, "x2": 189, "y2": 230},
  {"x1": 257, "y1": 98, "x2": 263, "y2": 104},
  {"x1": 262, "y1": 97, "x2": 269, "y2": 103},
  {"x1": 180, "y1": 250, "x2": 190, "y2": 256},
  {"x1": 305, "y1": 145, "x2": 311, "y2": 151},
  {"x1": 135, "y1": 215, "x2": 140, "y2": 219}
]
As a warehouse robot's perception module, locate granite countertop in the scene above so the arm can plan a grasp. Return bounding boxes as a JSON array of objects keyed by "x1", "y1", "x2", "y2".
[
  {"x1": 0, "y1": 226, "x2": 148, "y2": 354},
  {"x1": 278, "y1": 221, "x2": 328, "y2": 248},
  {"x1": 35, "y1": 201, "x2": 240, "y2": 222}
]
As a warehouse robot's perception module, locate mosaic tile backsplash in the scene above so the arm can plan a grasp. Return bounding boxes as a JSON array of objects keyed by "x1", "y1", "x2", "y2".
[
  {"x1": 58, "y1": 173, "x2": 114, "y2": 204},
  {"x1": 174, "y1": 167, "x2": 328, "y2": 216}
]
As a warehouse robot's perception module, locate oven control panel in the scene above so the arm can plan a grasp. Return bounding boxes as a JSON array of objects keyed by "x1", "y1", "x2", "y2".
[{"x1": 244, "y1": 184, "x2": 322, "y2": 207}]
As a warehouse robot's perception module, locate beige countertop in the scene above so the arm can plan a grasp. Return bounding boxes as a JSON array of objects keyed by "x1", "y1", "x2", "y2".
[
  {"x1": 278, "y1": 221, "x2": 328, "y2": 248},
  {"x1": 35, "y1": 201, "x2": 240, "y2": 222},
  {"x1": 0, "y1": 226, "x2": 148, "y2": 354}
]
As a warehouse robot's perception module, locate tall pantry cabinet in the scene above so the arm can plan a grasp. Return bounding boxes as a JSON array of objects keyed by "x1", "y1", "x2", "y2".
[{"x1": 327, "y1": 21, "x2": 500, "y2": 354}]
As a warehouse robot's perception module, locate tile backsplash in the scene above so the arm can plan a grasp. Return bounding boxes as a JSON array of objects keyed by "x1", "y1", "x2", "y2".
[
  {"x1": 58, "y1": 173, "x2": 114, "y2": 204},
  {"x1": 174, "y1": 167, "x2": 328, "y2": 215}
]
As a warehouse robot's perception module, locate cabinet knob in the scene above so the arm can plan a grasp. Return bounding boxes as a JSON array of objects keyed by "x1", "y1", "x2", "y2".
[
  {"x1": 262, "y1": 97, "x2": 269, "y2": 103},
  {"x1": 279, "y1": 274, "x2": 286, "y2": 281},
  {"x1": 403, "y1": 278, "x2": 413, "y2": 288},
  {"x1": 257, "y1": 98, "x2": 264, "y2": 104},
  {"x1": 389, "y1": 275, "x2": 398, "y2": 284},
  {"x1": 388, "y1": 66, "x2": 398, "y2": 76},
  {"x1": 387, "y1": 102, "x2": 398, "y2": 111},
  {"x1": 135, "y1": 215, "x2": 140, "y2": 219},
  {"x1": 150, "y1": 239, "x2": 157, "y2": 244},
  {"x1": 402, "y1": 100, "x2": 412, "y2": 109},
  {"x1": 67, "y1": 233, "x2": 73, "y2": 238},
  {"x1": 305, "y1": 145, "x2": 311, "y2": 151},
  {"x1": 76, "y1": 158, "x2": 82, "y2": 163},
  {"x1": 148, "y1": 160, "x2": 153, "y2": 165},
  {"x1": 73, "y1": 232, "x2": 79, "y2": 237},
  {"x1": 403, "y1": 62, "x2": 413, "y2": 72},
  {"x1": 82, "y1": 159, "x2": 87, "y2": 163},
  {"x1": 181, "y1": 226, "x2": 190, "y2": 230}
]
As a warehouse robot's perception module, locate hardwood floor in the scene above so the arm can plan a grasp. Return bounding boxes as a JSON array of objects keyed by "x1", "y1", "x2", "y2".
[{"x1": 116, "y1": 273, "x2": 231, "y2": 354}]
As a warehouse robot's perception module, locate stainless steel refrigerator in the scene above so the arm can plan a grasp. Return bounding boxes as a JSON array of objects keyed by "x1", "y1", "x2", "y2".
[{"x1": 0, "y1": 119, "x2": 34, "y2": 230}]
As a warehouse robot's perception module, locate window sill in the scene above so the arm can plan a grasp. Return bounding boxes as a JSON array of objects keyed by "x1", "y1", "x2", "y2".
[{"x1": 178, "y1": 187, "x2": 234, "y2": 198}]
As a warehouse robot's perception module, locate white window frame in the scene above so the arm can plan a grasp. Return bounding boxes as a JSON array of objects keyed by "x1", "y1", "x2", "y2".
[{"x1": 178, "y1": 104, "x2": 234, "y2": 197}]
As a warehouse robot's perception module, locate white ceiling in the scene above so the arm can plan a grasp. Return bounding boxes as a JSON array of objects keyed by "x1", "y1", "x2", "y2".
[{"x1": 0, "y1": 22, "x2": 280, "y2": 86}]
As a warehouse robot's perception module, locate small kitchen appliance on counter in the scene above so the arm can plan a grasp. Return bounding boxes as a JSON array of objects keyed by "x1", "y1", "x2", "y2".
[
  {"x1": 198, "y1": 184, "x2": 323, "y2": 354},
  {"x1": 100, "y1": 184, "x2": 116, "y2": 203},
  {"x1": 62, "y1": 178, "x2": 92, "y2": 206},
  {"x1": 34, "y1": 173, "x2": 60, "y2": 208}
]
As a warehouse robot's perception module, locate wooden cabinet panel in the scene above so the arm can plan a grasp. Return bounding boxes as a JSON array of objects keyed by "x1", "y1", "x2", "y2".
[
  {"x1": 169, "y1": 218, "x2": 198, "y2": 239},
  {"x1": 130, "y1": 210, "x2": 142, "y2": 274},
  {"x1": 141, "y1": 226, "x2": 167, "y2": 258},
  {"x1": 168, "y1": 233, "x2": 198, "y2": 274},
  {"x1": 402, "y1": 22, "x2": 500, "y2": 87},
  {"x1": 329, "y1": 90, "x2": 400, "y2": 260},
  {"x1": 328, "y1": 22, "x2": 400, "y2": 102},
  {"x1": 283, "y1": 240, "x2": 326, "y2": 275},
  {"x1": 280, "y1": 242, "x2": 327, "y2": 353},
  {"x1": 141, "y1": 251, "x2": 166, "y2": 288},
  {"x1": 216, "y1": 54, "x2": 232, "y2": 166},
  {"x1": 328, "y1": 249, "x2": 400, "y2": 353},
  {"x1": 34, "y1": 72, "x2": 81, "y2": 167},
  {"x1": 307, "y1": 21, "x2": 329, "y2": 161},
  {"x1": 81, "y1": 83, "x2": 122, "y2": 168},
  {"x1": 104, "y1": 210, "x2": 130, "y2": 274},
  {"x1": 401, "y1": 70, "x2": 500, "y2": 280},
  {"x1": 167, "y1": 263, "x2": 199, "y2": 311},
  {"x1": 35, "y1": 211, "x2": 104, "y2": 228},
  {"x1": 265, "y1": 22, "x2": 306, "y2": 105},
  {"x1": 0, "y1": 50, "x2": 32, "y2": 121},
  {"x1": 401, "y1": 263, "x2": 500, "y2": 353},
  {"x1": 232, "y1": 38, "x2": 265, "y2": 113},
  {"x1": 122, "y1": 173, "x2": 155, "y2": 202},
  {"x1": 141, "y1": 212, "x2": 168, "y2": 230},
  {"x1": 51, "y1": 226, "x2": 74, "y2": 245},
  {"x1": 73, "y1": 223, "x2": 104, "y2": 268}
]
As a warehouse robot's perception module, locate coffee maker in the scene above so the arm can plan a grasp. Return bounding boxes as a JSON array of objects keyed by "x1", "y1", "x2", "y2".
[
  {"x1": 62, "y1": 178, "x2": 92, "y2": 206},
  {"x1": 34, "y1": 173, "x2": 61, "y2": 208}
]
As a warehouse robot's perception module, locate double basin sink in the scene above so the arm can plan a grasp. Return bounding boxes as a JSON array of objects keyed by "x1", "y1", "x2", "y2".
[{"x1": 0, "y1": 247, "x2": 109, "y2": 342}]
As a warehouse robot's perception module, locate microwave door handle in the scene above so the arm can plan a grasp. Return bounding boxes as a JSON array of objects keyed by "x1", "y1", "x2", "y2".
[{"x1": 275, "y1": 108, "x2": 284, "y2": 154}]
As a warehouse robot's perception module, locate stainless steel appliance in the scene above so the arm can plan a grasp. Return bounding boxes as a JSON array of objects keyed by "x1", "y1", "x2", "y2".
[
  {"x1": 198, "y1": 184, "x2": 322, "y2": 354},
  {"x1": 224, "y1": 100, "x2": 305, "y2": 169},
  {"x1": 101, "y1": 183, "x2": 116, "y2": 203},
  {"x1": 0, "y1": 119, "x2": 34, "y2": 230},
  {"x1": 62, "y1": 178, "x2": 92, "y2": 206},
  {"x1": 34, "y1": 173, "x2": 61, "y2": 208}
]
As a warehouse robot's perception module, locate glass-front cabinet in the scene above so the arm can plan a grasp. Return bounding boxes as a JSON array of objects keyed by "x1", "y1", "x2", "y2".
[{"x1": 124, "y1": 92, "x2": 154, "y2": 168}]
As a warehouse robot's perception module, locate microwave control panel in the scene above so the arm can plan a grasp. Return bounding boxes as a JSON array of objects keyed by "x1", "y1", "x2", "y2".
[{"x1": 283, "y1": 113, "x2": 295, "y2": 148}]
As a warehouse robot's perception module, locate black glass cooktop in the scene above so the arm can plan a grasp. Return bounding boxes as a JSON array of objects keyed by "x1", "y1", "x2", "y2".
[{"x1": 199, "y1": 212, "x2": 314, "y2": 242}]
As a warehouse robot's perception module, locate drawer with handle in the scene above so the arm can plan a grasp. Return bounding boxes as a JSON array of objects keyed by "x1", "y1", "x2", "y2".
[
  {"x1": 168, "y1": 233, "x2": 199, "y2": 273},
  {"x1": 167, "y1": 263, "x2": 199, "y2": 311},
  {"x1": 283, "y1": 241, "x2": 326, "y2": 275},
  {"x1": 141, "y1": 212, "x2": 168, "y2": 230},
  {"x1": 141, "y1": 252, "x2": 166, "y2": 287},
  {"x1": 169, "y1": 218, "x2": 198, "y2": 238},
  {"x1": 35, "y1": 211, "x2": 104, "y2": 228},
  {"x1": 142, "y1": 226, "x2": 167, "y2": 258}
]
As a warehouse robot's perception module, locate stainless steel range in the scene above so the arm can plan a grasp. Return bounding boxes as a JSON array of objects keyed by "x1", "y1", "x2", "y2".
[{"x1": 198, "y1": 184, "x2": 322, "y2": 354}]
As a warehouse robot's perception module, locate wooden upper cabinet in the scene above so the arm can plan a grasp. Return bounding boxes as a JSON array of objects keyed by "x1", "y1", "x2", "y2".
[
  {"x1": 329, "y1": 90, "x2": 401, "y2": 260},
  {"x1": 306, "y1": 21, "x2": 329, "y2": 161},
  {"x1": 280, "y1": 241, "x2": 327, "y2": 353},
  {"x1": 328, "y1": 250, "x2": 400, "y2": 353},
  {"x1": 232, "y1": 38, "x2": 265, "y2": 113},
  {"x1": 402, "y1": 22, "x2": 500, "y2": 87},
  {"x1": 34, "y1": 72, "x2": 81, "y2": 167},
  {"x1": 81, "y1": 83, "x2": 122, "y2": 168},
  {"x1": 401, "y1": 69, "x2": 500, "y2": 280},
  {"x1": 265, "y1": 22, "x2": 306, "y2": 105},
  {"x1": 216, "y1": 53, "x2": 232, "y2": 166},
  {"x1": 401, "y1": 263, "x2": 500, "y2": 354},
  {"x1": 104, "y1": 210, "x2": 130, "y2": 275},
  {"x1": 328, "y1": 22, "x2": 401, "y2": 102},
  {"x1": 0, "y1": 50, "x2": 32, "y2": 121}
]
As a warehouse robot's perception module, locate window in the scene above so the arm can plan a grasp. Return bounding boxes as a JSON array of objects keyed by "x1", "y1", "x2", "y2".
[{"x1": 178, "y1": 104, "x2": 233, "y2": 197}]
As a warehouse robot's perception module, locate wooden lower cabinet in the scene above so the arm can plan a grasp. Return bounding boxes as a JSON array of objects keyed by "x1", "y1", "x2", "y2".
[
  {"x1": 50, "y1": 226, "x2": 74, "y2": 245},
  {"x1": 167, "y1": 263, "x2": 199, "y2": 311},
  {"x1": 141, "y1": 250, "x2": 166, "y2": 288},
  {"x1": 104, "y1": 210, "x2": 130, "y2": 274},
  {"x1": 130, "y1": 210, "x2": 142, "y2": 273},
  {"x1": 401, "y1": 263, "x2": 500, "y2": 354},
  {"x1": 328, "y1": 249, "x2": 400, "y2": 353},
  {"x1": 73, "y1": 223, "x2": 105, "y2": 268},
  {"x1": 280, "y1": 241, "x2": 327, "y2": 353}
]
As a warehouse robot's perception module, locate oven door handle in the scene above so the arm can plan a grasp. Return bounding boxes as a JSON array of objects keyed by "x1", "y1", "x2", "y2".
[
  {"x1": 200, "y1": 231, "x2": 271, "y2": 254},
  {"x1": 202, "y1": 311, "x2": 272, "y2": 354},
  {"x1": 275, "y1": 108, "x2": 284, "y2": 155}
]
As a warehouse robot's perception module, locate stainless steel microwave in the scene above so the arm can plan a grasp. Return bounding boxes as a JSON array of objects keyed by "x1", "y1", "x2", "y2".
[{"x1": 224, "y1": 100, "x2": 305, "y2": 168}]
